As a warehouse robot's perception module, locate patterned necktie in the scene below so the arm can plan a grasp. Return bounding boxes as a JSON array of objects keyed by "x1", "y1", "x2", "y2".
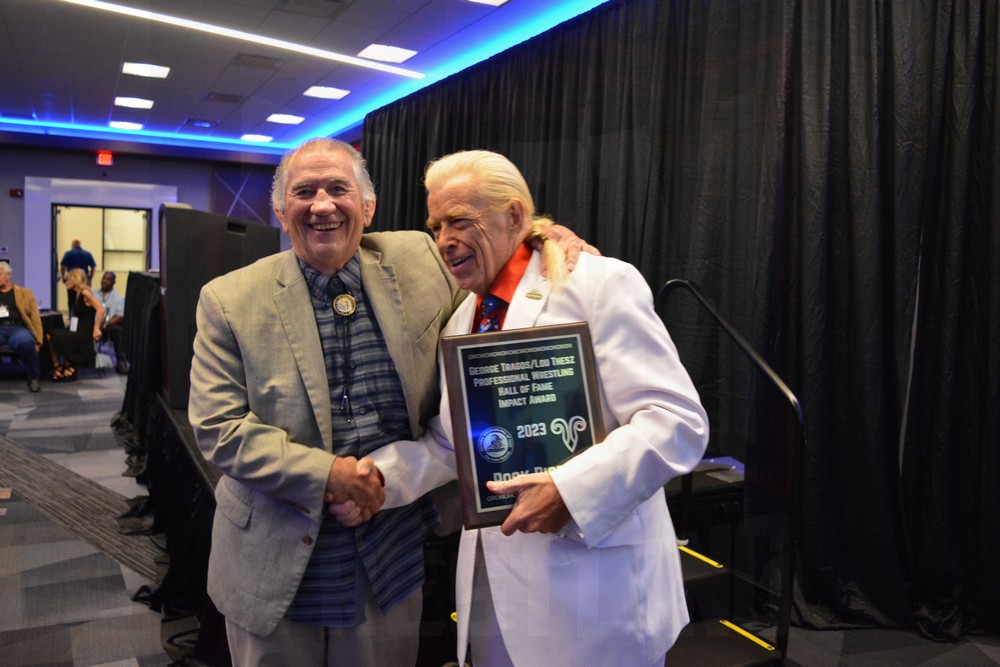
[{"x1": 477, "y1": 294, "x2": 503, "y2": 332}]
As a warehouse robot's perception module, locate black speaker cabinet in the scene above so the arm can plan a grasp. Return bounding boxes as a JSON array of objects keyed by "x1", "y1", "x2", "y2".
[{"x1": 159, "y1": 203, "x2": 280, "y2": 409}]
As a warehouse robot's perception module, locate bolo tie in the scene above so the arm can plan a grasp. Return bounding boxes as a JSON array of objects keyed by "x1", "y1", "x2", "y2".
[{"x1": 332, "y1": 289, "x2": 356, "y2": 421}]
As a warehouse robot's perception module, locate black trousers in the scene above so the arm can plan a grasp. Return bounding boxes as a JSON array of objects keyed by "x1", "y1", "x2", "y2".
[{"x1": 101, "y1": 324, "x2": 125, "y2": 362}]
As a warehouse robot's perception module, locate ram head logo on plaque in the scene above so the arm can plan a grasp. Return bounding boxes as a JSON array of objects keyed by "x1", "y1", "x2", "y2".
[{"x1": 550, "y1": 416, "x2": 587, "y2": 454}]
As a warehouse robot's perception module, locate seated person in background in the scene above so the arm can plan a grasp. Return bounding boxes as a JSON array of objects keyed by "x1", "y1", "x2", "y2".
[
  {"x1": 0, "y1": 261, "x2": 43, "y2": 392},
  {"x1": 96, "y1": 271, "x2": 127, "y2": 373},
  {"x1": 47, "y1": 268, "x2": 104, "y2": 382},
  {"x1": 350, "y1": 150, "x2": 710, "y2": 667}
]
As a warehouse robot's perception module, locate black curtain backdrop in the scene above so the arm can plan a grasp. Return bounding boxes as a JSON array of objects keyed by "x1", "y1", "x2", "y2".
[{"x1": 361, "y1": 0, "x2": 999, "y2": 641}]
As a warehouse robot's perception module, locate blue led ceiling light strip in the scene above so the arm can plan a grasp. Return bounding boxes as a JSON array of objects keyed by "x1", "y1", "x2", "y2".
[
  {"x1": 7, "y1": 0, "x2": 610, "y2": 154},
  {"x1": 303, "y1": 0, "x2": 610, "y2": 142}
]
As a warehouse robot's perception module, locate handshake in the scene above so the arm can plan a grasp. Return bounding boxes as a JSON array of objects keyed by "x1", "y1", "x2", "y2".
[
  {"x1": 324, "y1": 455, "x2": 385, "y2": 526},
  {"x1": 323, "y1": 454, "x2": 572, "y2": 535}
]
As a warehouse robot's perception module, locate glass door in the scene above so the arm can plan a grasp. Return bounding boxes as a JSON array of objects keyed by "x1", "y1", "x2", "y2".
[{"x1": 53, "y1": 205, "x2": 150, "y2": 314}]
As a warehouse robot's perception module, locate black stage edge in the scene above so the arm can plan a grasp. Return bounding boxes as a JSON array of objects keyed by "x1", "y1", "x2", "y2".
[{"x1": 113, "y1": 270, "x2": 232, "y2": 666}]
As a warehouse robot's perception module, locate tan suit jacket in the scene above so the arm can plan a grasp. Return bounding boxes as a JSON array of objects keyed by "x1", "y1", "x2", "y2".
[
  {"x1": 10, "y1": 285, "x2": 43, "y2": 345},
  {"x1": 188, "y1": 231, "x2": 463, "y2": 636}
]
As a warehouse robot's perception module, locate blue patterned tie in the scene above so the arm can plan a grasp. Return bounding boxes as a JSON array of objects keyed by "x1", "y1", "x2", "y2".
[{"x1": 477, "y1": 295, "x2": 503, "y2": 332}]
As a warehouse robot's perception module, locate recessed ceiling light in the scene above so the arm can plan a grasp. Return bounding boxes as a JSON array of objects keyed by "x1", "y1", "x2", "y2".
[
  {"x1": 109, "y1": 121, "x2": 143, "y2": 130},
  {"x1": 65, "y1": 1, "x2": 423, "y2": 79},
  {"x1": 241, "y1": 134, "x2": 273, "y2": 143},
  {"x1": 357, "y1": 44, "x2": 418, "y2": 64},
  {"x1": 303, "y1": 86, "x2": 351, "y2": 100},
  {"x1": 114, "y1": 96, "x2": 154, "y2": 109},
  {"x1": 467, "y1": 0, "x2": 509, "y2": 5},
  {"x1": 266, "y1": 113, "x2": 305, "y2": 125},
  {"x1": 122, "y1": 62, "x2": 170, "y2": 78}
]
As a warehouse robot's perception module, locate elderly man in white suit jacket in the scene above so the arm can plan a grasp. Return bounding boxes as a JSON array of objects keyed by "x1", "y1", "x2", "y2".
[{"x1": 344, "y1": 150, "x2": 709, "y2": 667}]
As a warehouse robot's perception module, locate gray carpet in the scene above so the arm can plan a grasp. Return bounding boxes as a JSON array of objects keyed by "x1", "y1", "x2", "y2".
[
  {"x1": 1, "y1": 363, "x2": 997, "y2": 666},
  {"x1": 0, "y1": 434, "x2": 159, "y2": 582},
  {"x1": 0, "y1": 363, "x2": 169, "y2": 666}
]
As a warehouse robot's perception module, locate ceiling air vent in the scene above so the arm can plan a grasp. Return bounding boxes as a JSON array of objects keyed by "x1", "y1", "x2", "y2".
[
  {"x1": 279, "y1": 0, "x2": 346, "y2": 19},
  {"x1": 204, "y1": 92, "x2": 244, "y2": 104},
  {"x1": 231, "y1": 54, "x2": 283, "y2": 70}
]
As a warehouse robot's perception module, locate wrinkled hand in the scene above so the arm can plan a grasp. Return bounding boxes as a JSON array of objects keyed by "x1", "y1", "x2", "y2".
[
  {"x1": 325, "y1": 456, "x2": 385, "y2": 526},
  {"x1": 530, "y1": 224, "x2": 601, "y2": 273},
  {"x1": 485, "y1": 472, "x2": 571, "y2": 536}
]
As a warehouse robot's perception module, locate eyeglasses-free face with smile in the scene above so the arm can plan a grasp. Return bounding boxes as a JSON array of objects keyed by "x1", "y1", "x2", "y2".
[{"x1": 276, "y1": 145, "x2": 375, "y2": 275}]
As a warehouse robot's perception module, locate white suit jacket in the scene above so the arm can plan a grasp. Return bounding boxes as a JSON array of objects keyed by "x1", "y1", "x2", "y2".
[{"x1": 371, "y1": 249, "x2": 709, "y2": 667}]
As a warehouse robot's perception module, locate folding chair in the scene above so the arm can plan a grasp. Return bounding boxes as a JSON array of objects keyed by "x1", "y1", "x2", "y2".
[{"x1": 94, "y1": 339, "x2": 114, "y2": 377}]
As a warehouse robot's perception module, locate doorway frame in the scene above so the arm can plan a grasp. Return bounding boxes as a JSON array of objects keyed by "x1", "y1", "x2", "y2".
[
  {"x1": 51, "y1": 203, "x2": 153, "y2": 311},
  {"x1": 24, "y1": 178, "x2": 176, "y2": 310}
]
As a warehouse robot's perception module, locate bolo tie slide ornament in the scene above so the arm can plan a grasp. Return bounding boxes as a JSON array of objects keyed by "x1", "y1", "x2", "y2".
[{"x1": 333, "y1": 293, "x2": 356, "y2": 316}]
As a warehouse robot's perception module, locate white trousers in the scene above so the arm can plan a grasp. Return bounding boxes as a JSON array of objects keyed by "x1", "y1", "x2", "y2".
[{"x1": 468, "y1": 542, "x2": 667, "y2": 667}]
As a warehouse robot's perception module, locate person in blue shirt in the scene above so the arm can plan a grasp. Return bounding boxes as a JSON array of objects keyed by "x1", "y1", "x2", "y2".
[
  {"x1": 96, "y1": 271, "x2": 127, "y2": 373},
  {"x1": 59, "y1": 239, "x2": 97, "y2": 310}
]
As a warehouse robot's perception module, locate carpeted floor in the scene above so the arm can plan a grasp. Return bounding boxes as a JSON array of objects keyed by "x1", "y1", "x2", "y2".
[
  {"x1": 0, "y1": 362, "x2": 169, "y2": 666},
  {"x1": 0, "y1": 361, "x2": 997, "y2": 666},
  {"x1": 0, "y1": 435, "x2": 160, "y2": 582}
]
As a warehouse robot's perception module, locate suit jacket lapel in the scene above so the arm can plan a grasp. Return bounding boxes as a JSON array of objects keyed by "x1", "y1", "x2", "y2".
[
  {"x1": 359, "y1": 244, "x2": 408, "y2": 359},
  {"x1": 444, "y1": 251, "x2": 550, "y2": 335},
  {"x1": 503, "y1": 251, "x2": 550, "y2": 330},
  {"x1": 273, "y1": 251, "x2": 333, "y2": 450},
  {"x1": 444, "y1": 296, "x2": 476, "y2": 336},
  {"x1": 358, "y1": 244, "x2": 427, "y2": 436}
]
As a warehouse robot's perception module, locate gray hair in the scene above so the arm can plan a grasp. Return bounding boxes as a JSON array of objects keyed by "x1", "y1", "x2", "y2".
[
  {"x1": 0, "y1": 262, "x2": 11, "y2": 276},
  {"x1": 270, "y1": 138, "x2": 376, "y2": 213}
]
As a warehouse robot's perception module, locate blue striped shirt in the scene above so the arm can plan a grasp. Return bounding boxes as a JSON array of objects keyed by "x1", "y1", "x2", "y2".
[{"x1": 286, "y1": 253, "x2": 438, "y2": 626}]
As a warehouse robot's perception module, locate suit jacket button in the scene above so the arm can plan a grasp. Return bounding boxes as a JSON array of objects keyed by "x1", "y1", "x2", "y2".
[{"x1": 302, "y1": 535, "x2": 314, "y2": 545}]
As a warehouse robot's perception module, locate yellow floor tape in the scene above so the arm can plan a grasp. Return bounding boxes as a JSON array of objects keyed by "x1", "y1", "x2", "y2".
[
  {"x1": 719, "y1": 619, "x2": 776, "y2": 651},
  {"x1": 678, "y1": 544, "x2": 725, "y2": 569}
]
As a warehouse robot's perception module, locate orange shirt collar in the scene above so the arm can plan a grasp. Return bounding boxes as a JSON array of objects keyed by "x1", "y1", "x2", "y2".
[
  {"x1": 485, "y1": 241, "x2": 532, "y2": 304},
  {"x1": 473, "y1": 242, "x2": 532, "y2": 330}
]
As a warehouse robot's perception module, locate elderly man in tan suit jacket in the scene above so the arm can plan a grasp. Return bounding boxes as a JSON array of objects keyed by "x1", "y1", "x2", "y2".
[
  {"x1": 189, "y1": 138, "x2": 466, "y2": 666},
  {"x1": 0, "y1": 261, "x2": 43, "y2": 392}
]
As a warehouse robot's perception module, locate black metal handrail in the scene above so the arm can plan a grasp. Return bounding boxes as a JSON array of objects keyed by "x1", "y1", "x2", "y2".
[{"x1": 658, "y1": 278, "x2": 806, "y2": 662}]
